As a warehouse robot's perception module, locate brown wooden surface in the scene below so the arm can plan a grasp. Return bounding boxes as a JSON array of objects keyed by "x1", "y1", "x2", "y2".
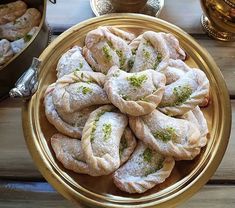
[{"x1": 0, "y1": 0, "x2": 235, "y2": 207}]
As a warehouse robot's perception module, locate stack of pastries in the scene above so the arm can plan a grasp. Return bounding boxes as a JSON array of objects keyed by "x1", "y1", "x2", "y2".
[
  {"x1": 0, "y1": 0, "x2": 41, "y2": 68},
  {"x1": 44, "y1": 26, "x2": 210, "y2": 194}
]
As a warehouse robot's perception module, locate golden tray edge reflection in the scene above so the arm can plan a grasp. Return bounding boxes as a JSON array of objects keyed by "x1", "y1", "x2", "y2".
[{"x1": 22, "y1": 14, "x2": 231, "y2": 208}]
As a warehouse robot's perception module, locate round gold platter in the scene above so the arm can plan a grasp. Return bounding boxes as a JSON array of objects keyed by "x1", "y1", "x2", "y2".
[{"x1": 22, "y1": 14, "x2": 231, "y2": 208}]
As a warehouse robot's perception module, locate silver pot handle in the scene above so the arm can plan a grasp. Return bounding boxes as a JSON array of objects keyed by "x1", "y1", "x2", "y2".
[{"x1": 9, "y1": 57, "x2": 41, "y2": 99}]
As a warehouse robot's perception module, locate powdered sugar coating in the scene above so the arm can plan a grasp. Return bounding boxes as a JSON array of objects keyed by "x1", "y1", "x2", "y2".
[
  {"x1": 113, "y1": 141, "x2": 175, "y2": 193},
  {"x1": 56, "y1": 45, "x2": 93, "y2": 78}
]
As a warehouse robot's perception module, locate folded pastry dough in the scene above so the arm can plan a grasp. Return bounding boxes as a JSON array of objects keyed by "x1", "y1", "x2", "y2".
[
  {"x1": 44, "y1": 84, "x2": 97, "y2": 138},
  {"x1": 113, "y1": 141, "x2": 175, "y2": 193},
  {"x1": 0, "y1": 0, "x2": 27, "y2": 25},
  {"x1": 56, "y1": 45, "x2": 93, "y2": 78},
  {"x1": 83, "y1": 26, "x2": 134, "y2": 74},
  {"x1": 119, "y1": 127, "x2": 137, "y2": 165},
  {"x1": 157, "y1": 59, "x2": 191, "y2": 85},
  {"x1": 180, "y1": 106, "x2": 208, "y2": 147},
  {"x1": 52, "y1": 71, "x2": 110, "y2": 114},
  {"x1": 82, "y1": 105, "x2": 128, "y2": 176},
  {"x1": 129, "y1": 109, "x2": 203, "y2": 160},
  {"x1": 130, "y1": 31, "x2": 186, "y2": 72},
  {"x1": 51, "y1": 133, "x2": 90, "y2": 174},
  {"x1": 158, "y1": 68, "x2": 209, "y2": 116},
  {"x1": 0, "y1": 8, "x2": 41, "y2": 41},
  {"x1": 104, "y1": 66, "x2": 166, "y2": 116},
  {"x1": 11, "y1": 27, "x2": 38, "y2": 54},
  {"x1": 0, "y1": 39, "x2": 13, "y2": 67}
]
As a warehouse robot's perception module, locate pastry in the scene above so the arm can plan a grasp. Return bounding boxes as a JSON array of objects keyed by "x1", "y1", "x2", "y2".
[
  {"x1": 10, "y1": 27, "x2": 38, "y2": 54},
  {"x1": 104, "y1": 66, "x2": 166, "y2": 116},
  {"x1": 44, "y1": 84, "x2": 97, "y2": 138},
  {"x1": 56, "y1": 45, "x2": 93, "y2": 78},
  {"x1": 130, "y1": 31, "x2": 186, "y2": 72},
  {"x1": 113, "y1": 141, "x2": 175, "y2": 193},
  {"x1": 0, "y1": 39, "x2": 13, "y2": 66},
  {"x1": 180, "y1": 106, "x2": 208, "y2": 147},
  {"x1": 52, "y1": 71, "x2": 110, "y2": 114},
  {"x1": 51, "y1": 133, "x2": 90, "y2": 174},
  {"x1": 119, "y1": 127, "x2": 137, "y2": 165},
  {"x1": 158, "y1": 68, "x2": 209, "y2": 116},
  {"x1": 81, "y1": 105, "x2": 128, "y2": 176},
  {"x1": 0, "y1": 8, "x2": 41, "y2": 41},
  {"x1": 129, "y1": 109, "x2": 203, "y2": 160},
  {"x1": 0, "y1": 0, "x2": 27, "y2": 25},
  {"x1": 83, "y1": 26, "x2": 134, "y2": 74}
]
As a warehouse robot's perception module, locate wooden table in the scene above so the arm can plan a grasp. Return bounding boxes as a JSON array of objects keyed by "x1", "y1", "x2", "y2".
[{"x1": 0, "y1": 0, "x2": 235, "y2": 207}]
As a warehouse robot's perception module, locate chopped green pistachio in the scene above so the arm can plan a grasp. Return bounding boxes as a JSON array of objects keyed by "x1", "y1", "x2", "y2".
[
  {"x1": 153, "y1": 53, "x2": 162, "y2": 69},
  {"x1": 81, "y1": 72, "x2": 84, "y2": 79},
  {"x1": 78, "y1": 86, "x2": 92, "y2": 95},
  {"x1": 119, "y1": 137, "x2": 128, "y2": 156},
  {"x1": 102, "y1": 46, "x2": 112, "y2": 61},
  {"x1": 139, "y1": 97, "x2": 148, "y2": 102},
  {"x1": 143, "y1": 148, "x2": 152, "y2": 163},
  {"x1": 23, "y1": 34, "x2": 33, "y2": 43},
  {"x1": 116, "y1": 49, "x2": 126, "y2": 69},
  {"x1": 75, "y1": 68, "x2": 80, "y2": 71},
  {"x1": 107, "y1": 40, "x2": 114, "y2": 48},
  {"x1": 128, "y1": 59, "x2": 134, "y2": 69},
  {"x1": 79, "y1": 62, "x2": 83, "y2": 68},
  {"x1": 102, "y1": 123, "x2": 112, "y2": 141},
  {"x1": 90, "y1": 111, "x2": 106, "y2": 142},
  {"x1": 127, "y1": 74, "x2": 147, "y2": 88},
  {"x1": 153, "y1": 127, "x2": 176, "y2": 142},
  {"x1": 112, "y1": 70, "x2": 120, "y2": 77},
  {"x1": 143, "y1": 48, "x2": 150, "y2": 59},
  {"x1": 173, "y1": 85, "x2": 192, "y2": 106},
  {"x1": 144, "y1": 158, "x2": 164, "y2": 176},
  {"x1": 131, "y1": 48, "x2": 137, "y2": 55}
]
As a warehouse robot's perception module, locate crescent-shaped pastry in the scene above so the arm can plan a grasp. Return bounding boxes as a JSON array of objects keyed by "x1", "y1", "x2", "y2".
[
  {"x1": 0, "y1": 8, "x2": 41, "y2": 41},
  {"x1": 180, "y1": 106, "x2": 208, "y2": 147},
  {"x1": 104, "y1": 66, "x2": 166, "y2": 116},
  {"x1": 52, "y1": 71, "x2": 110, "y2": 114},
  {"x1": 81, "y1": 105, "x2": 128, "y2": 176},
  {"x1": 0, "y1": 0, "x2": 27, "y2": 25},
  {"x1": 44, "y1": 84, "x2": 97, "y2": 138},
  {"x1": 129, "y1": 109, "x2": 203, "y2": 160},
  {"x1": 119, "y1": 127, "x2": 137, "y2": 165},
  {"x1": 130, "y1": 31, "x2": 186, "y2": 72},
  {"x1": 51, "y1": 133, "x2": 90, "y2": 174},
  {"x1": 158, "y1": 68, "x2": 209, "y2": 116},
  {"x1": 0, "y1": 39, "x2": 13, "y2": 66},
  {"x1": 56, "y1": 45, "x2": 93, "y2": 78},
  {"x1": 83, "y1": 26, "x2": 134, "y2": 74},
  {"x1": 113, "y1": 141, "x2": 175, "y2": 193}
]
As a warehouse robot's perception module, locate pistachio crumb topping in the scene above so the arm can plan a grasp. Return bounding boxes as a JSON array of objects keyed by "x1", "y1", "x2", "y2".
[
  {"x1": 23, "y1": 34, "x2": 33, "y2": 43},
  {"x1": 120, "y1": 94, "x2": 130, "y2": 101},
  {"x1": 153, "y1": 127, "x2": 176, "y2": 142},
  {"x1": 143, "y1": 48, "x2": 150, "y2": 59},
  {"x1": 79, "y1": 62, "x2": 83, "y2": 68},
  {"x1": 116, "y1": 49, "x2": 126, "y2": 69},
  {"x1": 102, "y1": 46, "x2": 112, "y2": 61},
  {"x1": 144, "y1": 157, "x2": 164, "y2": 176},
  {"x1": 102, "y1": 123, "x2": 112, "y2": 141},
  {"x1": 78, "y1": 86, "x2": 92, "y2": 95},
  {"x1": 131, "y1": 48, "x2": 137, "y2": 55},
  {"x1": 173, "y1": 85, "x2": 192, "y2": 106},
  {"x1": 127, "y1": 74, "x2": 148, "y2": 88},
  {"x1": 153, "y1": 53, "x2": 162, "y2": 69},
  {"x1": 143, "y1": 148, "x2": 152, "y2": 163},
  {"x1": 90, "y1": 111, "x2": 106, "y2": 142},
  {"x1": 128, "y1": 59, "x2": 134, "y2": 69}
]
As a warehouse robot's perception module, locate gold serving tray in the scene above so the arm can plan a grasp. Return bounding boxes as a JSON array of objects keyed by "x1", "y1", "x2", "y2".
[{"x1": 22, "y1": 14, "x2": 231, "y2": 208}]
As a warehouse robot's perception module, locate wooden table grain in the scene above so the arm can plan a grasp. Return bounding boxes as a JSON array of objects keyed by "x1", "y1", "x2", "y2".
[{"x1": 0, "y1": 0, "x2": 235, "y2": 207}]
